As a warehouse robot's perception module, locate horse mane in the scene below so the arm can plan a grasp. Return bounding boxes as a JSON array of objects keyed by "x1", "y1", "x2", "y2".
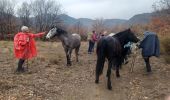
[
  {"x1": 114, "y1": 28, "x2": 131, "y2": 46},
  {"x1": 114, "y1": 29, "x2": 130, "y2": 38},
  {"x1": 56, "y1": 28, "x2": 68, "y2": 35}
]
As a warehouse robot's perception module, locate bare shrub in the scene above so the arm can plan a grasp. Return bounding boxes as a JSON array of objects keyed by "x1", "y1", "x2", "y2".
[{"x1": 161, "y1": 38, "x2": 170, "y2": 63}]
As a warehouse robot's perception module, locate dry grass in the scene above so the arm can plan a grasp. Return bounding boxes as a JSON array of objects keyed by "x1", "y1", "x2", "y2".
[{"x1": 0, "y1": 41, "x2": 170, "y2": 100}]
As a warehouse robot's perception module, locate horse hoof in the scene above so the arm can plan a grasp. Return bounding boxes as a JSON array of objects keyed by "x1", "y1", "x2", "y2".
[
  {"x1": 67, "y1": 64, "x2": 72, "y2": 66},
  {"x1": 147, "y1": 70, "x2": 152, "y2": 73},
  {"x1": 146, "y1": 68, "x2": 152, "y2": 72},
  {"x1": 124, "y1": 61, "x2": 129, "y2": 64},
  {"x1": 108, "y1": 86, "x2": 112, "y2": 90},
  {"x1": 95, "y1": 80, "x2": 99, "y2": 84},
  {"x1": 116, "y1": 74, "x2": 120, "y2": 78}
]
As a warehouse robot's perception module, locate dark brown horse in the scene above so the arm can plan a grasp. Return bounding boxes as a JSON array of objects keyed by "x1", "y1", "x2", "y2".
[{"x1": 95, "y1": 29, "x2": 139, "y2": 90}]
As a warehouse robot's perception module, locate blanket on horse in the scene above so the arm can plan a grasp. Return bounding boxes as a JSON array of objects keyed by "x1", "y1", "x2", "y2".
[{"x1": 139, "y1": 31, "x2": 160, "y2": 57}]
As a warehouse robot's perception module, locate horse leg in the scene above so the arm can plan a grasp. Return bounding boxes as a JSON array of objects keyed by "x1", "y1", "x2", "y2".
[
  {"x1": 75, "y1": 46, "x2": 80, "y2": 62},
  {"x1": 107, "y1": 60, "x2": 112, "y2": 90},
  {"x1": 95, "y1": 57, "x2": 105, "y2": 84},
  {"x1": 115, "y1": 61, "x2": 120, "y2": 78},
  {"x1": 67, "y1": 49, "x2": 72, "y2": 66},
  {"x1": 66, "y1": 51, "x2": 69, "y2": 66},
  {"x1": 116, "y1": 66, "x2": 120, "y2": 77},
  {"x1": 65, "y1": 48, "x2": 71, "y2": 66},
  {"x1": 144, "y1": 57, "x2": 151, "y2": 72}
]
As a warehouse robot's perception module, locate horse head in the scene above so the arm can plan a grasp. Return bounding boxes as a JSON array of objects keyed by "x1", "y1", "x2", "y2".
[
  {"x1": 46, "y1": 27, "x2": 67, "y2": 39},
  {"x1": 46, "y1": 27, "x2": 57, "y2": 39},
  {"x1": 126, "y1": 28, "x2": 140, "y2": 43}
]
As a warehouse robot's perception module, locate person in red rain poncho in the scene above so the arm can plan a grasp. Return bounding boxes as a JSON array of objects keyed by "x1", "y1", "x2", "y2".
[{"x1": 14, "y1": 26, "x2": 46, "y2": 72}]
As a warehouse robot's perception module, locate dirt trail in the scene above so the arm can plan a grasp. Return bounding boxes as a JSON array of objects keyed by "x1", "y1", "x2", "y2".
[{"x1": 0, "y1": 41, "x2": 170, "y2": 100}]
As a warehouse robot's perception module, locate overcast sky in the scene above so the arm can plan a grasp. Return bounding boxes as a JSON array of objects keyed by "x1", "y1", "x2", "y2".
[
  {"x1": 17, "y1": 0, "x2": 159, "y2": 19},
  {"x1": 59, "y1": 0, "x2": 160, "y2": 19}
]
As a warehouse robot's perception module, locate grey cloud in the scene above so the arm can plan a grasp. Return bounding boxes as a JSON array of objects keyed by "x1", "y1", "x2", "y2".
[{"x1": 16, "y1": 0, "x2": 160, "y2": 19}]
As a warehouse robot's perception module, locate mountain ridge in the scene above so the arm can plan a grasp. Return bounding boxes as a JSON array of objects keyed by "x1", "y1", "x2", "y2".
[{"x1": 59, "y1": 13, "x2": 155, "y2": 28}]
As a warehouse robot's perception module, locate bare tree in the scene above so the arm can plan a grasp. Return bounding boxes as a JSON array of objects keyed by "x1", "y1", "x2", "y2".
[
  {"x1": 73, "y1": 21, "x2": 83, "y2": 34},
  {"x1": 31, "y1": 0, "x2": 62, "y2": 32},
  {"x1": 153, "y1": 0, "x2": 170, "y2": 23},
  {"x1": 150, "y1": 0, "x2": 170, "y2": 36},
  {"x1": 153, "y1": 0, "x2": 170, "y2": 14},
  {"x1": 92, "y1": 18, "x2": 106, "y2": 33},
  {"x1": 0, "y1": 0, "x2": 17, "y2": 40},
  {"x1": 17, "y1": 2, "x2": 31, "y2": 26}
]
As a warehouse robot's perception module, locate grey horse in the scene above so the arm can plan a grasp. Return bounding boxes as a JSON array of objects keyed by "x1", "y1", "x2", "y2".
[{"x1": 46, "y1": 27, "x2": 81, "y2": 66}]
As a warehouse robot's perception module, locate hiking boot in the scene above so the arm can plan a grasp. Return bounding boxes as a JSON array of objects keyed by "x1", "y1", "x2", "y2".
[{"x1": 16, "y1": 67, "x2": 26, "y2": 73}]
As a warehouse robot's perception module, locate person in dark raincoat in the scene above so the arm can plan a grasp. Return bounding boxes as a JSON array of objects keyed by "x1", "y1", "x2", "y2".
[{"x1": 139, "y1": 31, "x2": 160, "y2": 72}]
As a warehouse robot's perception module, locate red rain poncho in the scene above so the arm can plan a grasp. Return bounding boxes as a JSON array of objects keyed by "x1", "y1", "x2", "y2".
[{"x1": 14, "y1": 32, "x2": 45, "y2": 59}]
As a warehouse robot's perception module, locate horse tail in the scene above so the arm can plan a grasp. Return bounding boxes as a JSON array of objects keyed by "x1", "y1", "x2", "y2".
[{"x1": 96, "y1": 39, "x2": 106, "y2": 76}]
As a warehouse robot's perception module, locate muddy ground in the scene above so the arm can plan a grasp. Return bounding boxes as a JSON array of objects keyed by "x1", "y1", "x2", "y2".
[{"x1": 0, "y1": 41, "x2": 170, "y2": 100}]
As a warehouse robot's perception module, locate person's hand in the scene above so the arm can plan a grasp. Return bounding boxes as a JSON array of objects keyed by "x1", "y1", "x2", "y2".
[{"x1": 43, "y1": 31, "x2": 48, "y2": 35}]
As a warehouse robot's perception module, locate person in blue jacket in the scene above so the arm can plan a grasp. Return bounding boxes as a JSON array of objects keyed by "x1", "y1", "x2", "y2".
[{"x1": 139, "y1": 30, "x2": 160, "y2": 72}]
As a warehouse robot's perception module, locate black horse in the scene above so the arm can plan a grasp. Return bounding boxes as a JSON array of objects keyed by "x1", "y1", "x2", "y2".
[{"x1": 95, "y1": 29, "x2": 139, "y2": 90}]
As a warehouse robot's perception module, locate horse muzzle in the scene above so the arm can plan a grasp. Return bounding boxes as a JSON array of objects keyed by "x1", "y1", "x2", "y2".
[{"x1": 46, "y1": 36, "x2": 50, "y2": 39}]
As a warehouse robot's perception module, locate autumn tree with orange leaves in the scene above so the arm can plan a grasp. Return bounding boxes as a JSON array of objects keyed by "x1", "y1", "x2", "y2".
[{"x1": 151, "y1": 0, "x2": 170, "y2": 37}]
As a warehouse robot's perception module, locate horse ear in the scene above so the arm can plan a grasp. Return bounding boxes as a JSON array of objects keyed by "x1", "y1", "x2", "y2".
[{"x1": 50, "y1": 24, "x2": 58, "y2": 29}]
